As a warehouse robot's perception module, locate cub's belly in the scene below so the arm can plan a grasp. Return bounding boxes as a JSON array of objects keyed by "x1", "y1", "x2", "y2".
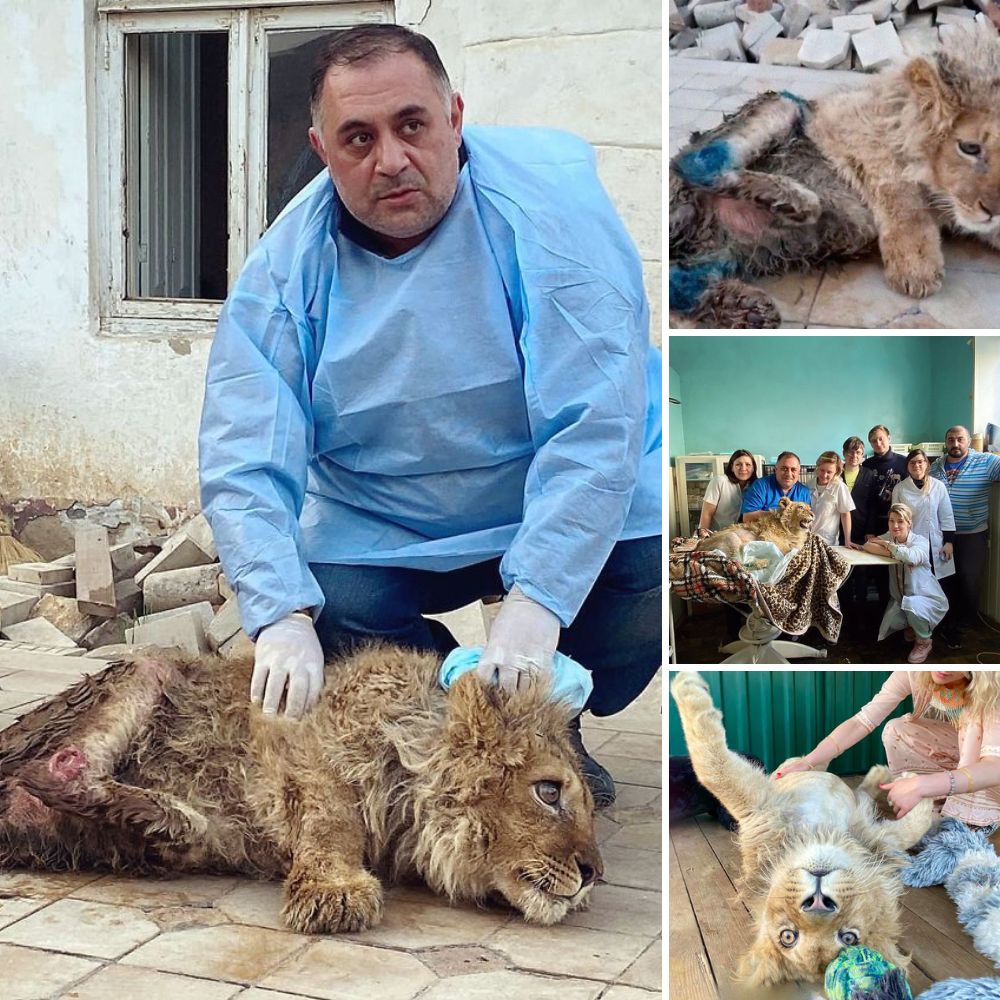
[{"x1": 774, "y1": 771, "x2": 857, "y2": 831}]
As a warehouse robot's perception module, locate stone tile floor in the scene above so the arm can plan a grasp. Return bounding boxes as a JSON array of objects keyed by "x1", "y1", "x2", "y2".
[
  {"x1": 0, "y1": 608, "x2": 662, "y2": 1000},
  {"x1": 669, "y1": 57, "x2": 1000, "y2": 329}
]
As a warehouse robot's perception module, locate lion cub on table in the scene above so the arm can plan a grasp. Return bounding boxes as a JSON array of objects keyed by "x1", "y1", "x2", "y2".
[
  {"x1": 691, "y1": 497, "x2": 814, "y2": 563},
  {"x1": 670, "y1": 672, "x2": 932, "y2": 992}
]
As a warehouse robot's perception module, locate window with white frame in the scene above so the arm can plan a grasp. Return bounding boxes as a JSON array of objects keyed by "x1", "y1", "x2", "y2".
[{"x1": 97, "y1": 1, "x2": 392, "y2": 337}]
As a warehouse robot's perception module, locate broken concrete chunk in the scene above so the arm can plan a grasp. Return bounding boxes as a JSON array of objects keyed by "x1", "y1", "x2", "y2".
[
  {"x1": 75, "y1": 525, "x2": 115, "y2": 610},
  {"x1": 9, "y1": 562, "x2": 75, "y2": 585},
  {"x1": 700, "y1": 19, "x2": 748, "y2": 58},
  {"x1": 832, "y1": 12, "x2": 877, "y2": 30},
  {"x1": 0, "y1": 576, "x2": 43, "y2": 596},
  {"x1": 129, "y1": 608, "x2": 211, "y2": 657},
  {"x1": 760, "y1": 35, "x2": 805, "y2": 61},
  {"x1": 781, "y1": 0, "x2": 812, "y2": 37},
  {"x1": 935, "y1": 5, "x2": 975, "y2": 21},
  {"x1": 135, "y1": 516, "x2": 217, "y2": 586},
  {"x1": 29, "y1": 594, "x2": 96, "y2": 643},
  {"x1": 695, "y1": 1, "x2": 739, "y2": 28},
  {"x1": 1, "y1": 617, "x2": 79, "y2": 648},
  {"x1": 143, "y1": 565, "x2": 222, "y2": 615},
  {"x1": 218, "y1": 573, "x2": 234, "y2": 602},
  {"x1": 799, "y1": 27, "x2": 852, "y2": 66},
  {"x1": 676, "y1": 45, "x2": 733, "y2": 57},
  {"x1": 0, "y1": 592, "x2": 38, "y2": 629},
  {"x1": 80, "y1": 615, "x2": 130, "y2": 651},
  {"x1": 218, "y1": 630, "x2": 255, "y2": 661},
  {"x1": 850, "y1": 0, "x2": 893, "y2": 20},
  {"x1": 77, "y1": 579, "x2": 142, "y2": 619},
  {"x1": 852, "y1": 20, "x2": 905, "y2": 68},
  {"x1": 743, "y1": 11, "x2": 785, "y2": 55},
  {"x1": 207, "y1": 598, "x2": 243, "y2": 652},
  {"x1": 671, "y1": 26, "x2": 701, "y2": 47}
]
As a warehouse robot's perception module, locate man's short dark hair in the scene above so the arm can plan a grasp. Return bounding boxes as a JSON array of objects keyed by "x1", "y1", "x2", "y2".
[
  {"x1": 775, "y1": 451, "x2": 800, "y2": 465},
  {"x1": 310, "y1": 25, "x2": 451, "y2": 122}
]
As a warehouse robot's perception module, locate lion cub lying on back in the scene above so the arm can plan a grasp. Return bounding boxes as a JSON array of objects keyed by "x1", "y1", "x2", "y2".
[
  {"x1": 692, "y1": 497, "x2": 813, "y2": 562},
  {"x1": 670, "y1": 672, "x2": 932, "y2": 991}
]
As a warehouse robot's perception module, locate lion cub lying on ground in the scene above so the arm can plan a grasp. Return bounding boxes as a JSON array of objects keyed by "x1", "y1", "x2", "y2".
[
  {"x1": 0, "y1": 646, "x2": 602, "y2": 933},
  {"x1": 688, "y1": 497, "x2": 814, "y2": 563},
  {"x1": 670, "y1": 24, "x2": 1000, "y2": 328},
  {"x1": 671, "y1": 672, "x2": 932, "y2": 991}
]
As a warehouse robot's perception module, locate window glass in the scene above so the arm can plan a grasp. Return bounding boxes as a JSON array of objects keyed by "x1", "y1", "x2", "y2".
[
  {"x1": 125, "y1": 31, "x2": 228, "y2": 300},
  {"x1": 266, "y1": 29, "x2": 330, "y2": 228}
]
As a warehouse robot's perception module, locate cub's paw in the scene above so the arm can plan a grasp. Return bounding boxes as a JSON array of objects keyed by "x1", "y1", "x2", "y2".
[
  {"x1": 884, "y1": 257, "x2": 944, "y2": 299},
  {"x1": 762, "y1": 188, "x2": 822, "y2": 226},
  {"x1": 670, "y1": 671, "x2": 709, "y2": 704},
  {"x1": 283, "y1": 869, "x2": 384, "y2": 934}
]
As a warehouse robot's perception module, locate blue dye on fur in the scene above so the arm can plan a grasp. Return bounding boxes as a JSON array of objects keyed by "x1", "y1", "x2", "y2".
[
  {"x1": 675, "y1": 140, "x2": 733, "y2": 187},
  {"x1": 669, "y1": 260, "x2": 735, "y2": 313},
  {"x1": 779, "y1": 90, "x2": 810, "y2": 118}
]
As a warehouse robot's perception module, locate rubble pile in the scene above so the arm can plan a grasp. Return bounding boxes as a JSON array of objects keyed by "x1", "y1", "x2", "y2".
[
  {"x1": 669, "y1": 0, "x2": 995, "y2": 69},
  {"x1": 0, "y1": 514, "x2": 252, "y2": 662}
]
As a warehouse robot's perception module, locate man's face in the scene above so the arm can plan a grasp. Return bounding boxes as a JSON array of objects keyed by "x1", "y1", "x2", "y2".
[
  {"x1": 775, "y1": 457, "x2": 800, "y2": 489},
  {"x1": 946, "y1": 429, "x2": 970, "y2": 460},
  {"x1": 843, "y1": 443, "x2": 865, "y2": 466},
  {"x1": 869, "y1": 430, "x2": 890, "y2": 456},
  {"x1": 308, "y1": 52, "x2": 464, "y2": 255}
]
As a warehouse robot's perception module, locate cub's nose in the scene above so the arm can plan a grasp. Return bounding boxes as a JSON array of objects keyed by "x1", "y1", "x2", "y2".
[{"x1": 577, "y1": 856, "x2": 604, "y2": 887}]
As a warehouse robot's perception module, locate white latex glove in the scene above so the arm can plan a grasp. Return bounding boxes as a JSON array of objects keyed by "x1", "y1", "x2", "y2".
[
  {"x1": 476, "y1": 587, "x2": 561, "y2": 692},
  {"x1": 251, "y1": 612, "x2": 325, "y2": 720}
]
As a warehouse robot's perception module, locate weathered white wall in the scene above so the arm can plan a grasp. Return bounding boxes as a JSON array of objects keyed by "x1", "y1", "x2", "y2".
[{"x1": 0, "y1": 0, "x2": 660, "y2": 506}]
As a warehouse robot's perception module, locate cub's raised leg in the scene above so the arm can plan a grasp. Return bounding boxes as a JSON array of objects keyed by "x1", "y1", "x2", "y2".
[{"x1": 670, "y1": 672, "x2": 771, "y2": 823}]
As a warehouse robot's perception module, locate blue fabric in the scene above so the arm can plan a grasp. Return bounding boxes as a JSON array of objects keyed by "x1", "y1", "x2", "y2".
[
  {"x1": 740, "y1": 474, "x2": 812, "y2": 516},
  {"x1": 198, "y1": 126, "x2": 661, "y2": 639},
  {"x1": 439, "y1": 647, "x2": 594, "y2": 712}
]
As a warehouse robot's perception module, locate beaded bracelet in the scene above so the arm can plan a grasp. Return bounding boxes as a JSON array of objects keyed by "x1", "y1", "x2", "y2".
[{"x1": 948, "y1": 771, "x2": 957, "y2": 796}]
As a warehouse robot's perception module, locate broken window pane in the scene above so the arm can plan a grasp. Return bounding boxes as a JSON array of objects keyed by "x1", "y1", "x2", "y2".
[
  {"x1": 125, "y1": 31, "x2": 228, "y2": 300},
  {"x1": 266, "y1": 29, "x2": 330, "y2": 229}
]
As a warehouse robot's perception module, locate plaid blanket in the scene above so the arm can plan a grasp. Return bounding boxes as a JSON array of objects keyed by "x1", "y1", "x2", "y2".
[{"x1": 669, "y1": 534, "x2": 851, "y2": 641}]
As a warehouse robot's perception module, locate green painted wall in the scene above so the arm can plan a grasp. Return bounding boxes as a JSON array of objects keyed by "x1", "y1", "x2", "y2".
[
  {"x1": 668, "y1": 670, "x2": 912, "y2": 775},
  {"x1": 669, "y1": 364, "x2": 685, "y2": 459},
  {"x1": 668, "y1": 336, "x2": 974, "y2": 465}
]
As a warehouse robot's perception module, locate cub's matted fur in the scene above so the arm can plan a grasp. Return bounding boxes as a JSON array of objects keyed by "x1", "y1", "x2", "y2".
[
  {"x1": 670, "y1": 25, "x2": 1000, "y2": 328},
  {"x1": 0, "y1": 647, "x2": 602, "y2": 933},
  {"x1": 691, "y1": 497, "x2": 814, "y2": 562},
  {"x1": 670, "y1": 672, "x2": 933, "y2": 989}
]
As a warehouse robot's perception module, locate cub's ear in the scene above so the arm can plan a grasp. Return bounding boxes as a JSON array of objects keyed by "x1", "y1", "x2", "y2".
[
  {"x1": 777, "y1": 497, "x2": 791, "y2": 510},
  {"x1": 445, "y1": 673, "x2": 526, "y2": 767},
  {"x1": 904, "y1": 57, "x2": 958, "y2": 123}
]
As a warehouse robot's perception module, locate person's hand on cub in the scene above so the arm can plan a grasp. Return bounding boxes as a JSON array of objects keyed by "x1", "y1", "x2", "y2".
[
  {"x1": 879, "y1": 775, "x2": 927, "y2": 819},
  {"x1": 771, "y1": 757, "x2": 813, "y2": 781},
  {"x1": 476, "y1": 587, "x2": 560, "y2": 692},
  {"x1": 252, "y1": 612, "x2": 325, "y2": 720}
]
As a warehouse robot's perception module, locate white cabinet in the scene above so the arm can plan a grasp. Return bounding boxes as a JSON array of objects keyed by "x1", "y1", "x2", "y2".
[{"x1": 673, "y1": 453, "x2": 766, "y2": 537}]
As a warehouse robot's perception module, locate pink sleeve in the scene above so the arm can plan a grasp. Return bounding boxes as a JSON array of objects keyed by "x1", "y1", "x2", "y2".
[{"x1": 855, "y1": 671, "x2": 913, "y2": 733}]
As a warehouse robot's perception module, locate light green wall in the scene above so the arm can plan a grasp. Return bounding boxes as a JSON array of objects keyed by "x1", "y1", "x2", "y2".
[
  {"x1": 668, "y1": 365, "x2": 685, "y2": 459},
  {"x1": 668, "y1": 336, "x2": 974, "y2": 464}
]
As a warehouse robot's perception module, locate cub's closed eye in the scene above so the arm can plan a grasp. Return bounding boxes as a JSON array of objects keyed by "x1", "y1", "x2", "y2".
[
  {"x1": 958, "y1": 141, "x2": 982, "y2": 157},
  {"x1": 534, "y1": 780, "x2": 562, "y2": 806}
]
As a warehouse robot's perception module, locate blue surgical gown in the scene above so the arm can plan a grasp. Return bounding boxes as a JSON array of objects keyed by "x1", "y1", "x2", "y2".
[{"x1": 198, "y1": 126, "x2": 662, "y2": 639}]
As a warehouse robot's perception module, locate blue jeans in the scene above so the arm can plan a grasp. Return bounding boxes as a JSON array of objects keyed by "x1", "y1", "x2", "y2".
[{"x1": 310, "y1": 535, "x2": 662, "y2": 718}]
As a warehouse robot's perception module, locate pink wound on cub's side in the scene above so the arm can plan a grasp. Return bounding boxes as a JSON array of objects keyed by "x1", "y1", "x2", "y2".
[
  {"x1": 48, "y1": 747, "x2": 88, "y2": 781},
  {"x1": 713, "y1": 196, "x2": 776, "y2": 239}
]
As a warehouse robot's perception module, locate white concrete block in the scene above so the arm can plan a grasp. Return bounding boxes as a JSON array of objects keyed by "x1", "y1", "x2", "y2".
[
  {"x1": 851, "y1": 0, "x2": 893, "y2": 20},
  {"x1": 743, "y1": 10, "x2": 785, "y2": 55},
  {"x1": 899, "y1": 21, "x2": 940, "y2": 52},
  {"x1": 127, "y1": 601, "x2": 216, "y2": 641},
  {"x1": 675, "y1": 45, "x2": 733, "y2": 57},
  {"x1": 832, "y1": 13, "x2": 877, "y2": 31},
  {"x1": 695, "y1": 0, "x2": 739, "y2": 27},
  {"x1": 142, "y1": 564, "x2": 221, "y2": 614},
  {"x1": 9, "y1": 562, "x2": 74, "y2": 585},
  {"x1": 0, "y1": 576, "x2": 41, "y2": 596},
  {"x1": 207, "y1": 598, "x2": 243, "y2": 651},
  {"x1": 781, "y1": 0, "x2": 813, "y2": 37},
  {"x1": 799, "y1": 27, "x2": 852, "y2": 66},
  {"x1": 853, "y1": 20, "x2": 906, "y2": 67},
  {"x1": 1, "y1": 617, "x2": 79, "y2": 648},
  {"x1": 936, "y1": 5, "x2": 975, "y2": 21},
  {"x1": 0, "y1": 591, "x2": 38, "y2": 629},
  {"x1": 129, "y1": 610, "x2": 210, "y2": 657},
  {"x1": 760, "y1": 36, "x2": 806, "y2": 61},
  {"x1": 700, "y1": 19, "x2": 749, "y2": 58}
]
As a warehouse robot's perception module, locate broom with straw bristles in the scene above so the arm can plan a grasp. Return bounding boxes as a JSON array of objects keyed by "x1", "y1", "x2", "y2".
[{"x1": 0, "y1": 506, "x2": 43, "y2": 575}]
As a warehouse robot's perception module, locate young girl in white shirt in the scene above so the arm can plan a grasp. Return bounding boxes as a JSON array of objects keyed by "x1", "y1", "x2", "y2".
[{"x1": 809, "y1": 451, "x2": 856, "y2": 547}]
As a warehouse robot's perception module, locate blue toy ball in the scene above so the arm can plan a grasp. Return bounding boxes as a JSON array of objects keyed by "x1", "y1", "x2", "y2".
[{"x1": 825, "y1": 946, "x2": 912, "y2": 1000}]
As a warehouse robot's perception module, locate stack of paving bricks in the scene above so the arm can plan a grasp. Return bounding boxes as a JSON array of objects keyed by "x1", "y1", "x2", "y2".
[
  {"x1": 669, "y1": 0, "x2": 996, "y2": 69},
  {"x1": 0, "y1": 514, "x2": 251, "y2": 663}
]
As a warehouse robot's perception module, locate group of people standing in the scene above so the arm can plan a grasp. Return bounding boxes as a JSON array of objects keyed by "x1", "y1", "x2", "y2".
[{"x1": 696, "y1": 424, "x2": 1000, "y2": 663}]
